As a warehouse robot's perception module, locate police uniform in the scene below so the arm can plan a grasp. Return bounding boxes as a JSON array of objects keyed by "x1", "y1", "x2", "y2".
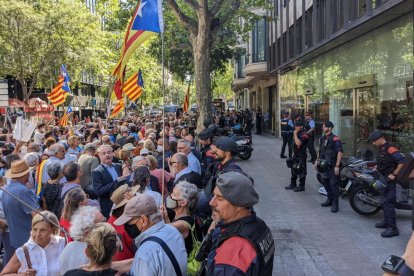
[
  {"x1": 286, "y1": 123, "x2": 309, "y2": 191},
  {"x1": 318, "y1": 132, "x2": 343, "y2": 212},
  {"x1": 280, "y1": 115, "x2": 293, "y2": 158},
  {"x1": 374, "y1": 140, "x2": 404, "y2": 236},
  {"x1": 305, "y1": 116, "x2": 317, "y2": 162}
]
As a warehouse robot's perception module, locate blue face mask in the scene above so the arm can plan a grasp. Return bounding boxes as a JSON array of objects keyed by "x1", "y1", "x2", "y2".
[{"x1": 0, "y1": 168, "x2": 5, "y2": 177}]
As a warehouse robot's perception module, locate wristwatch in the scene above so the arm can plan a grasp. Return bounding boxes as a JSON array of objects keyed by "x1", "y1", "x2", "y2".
[{"x1": 382, "y1": 255, "x2": 414, "y2": 275}]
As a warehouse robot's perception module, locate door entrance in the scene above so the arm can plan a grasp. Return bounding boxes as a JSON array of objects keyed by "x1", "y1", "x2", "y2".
[{"x1": 335, "y1": 86, "x2": 377, "y2": 157}]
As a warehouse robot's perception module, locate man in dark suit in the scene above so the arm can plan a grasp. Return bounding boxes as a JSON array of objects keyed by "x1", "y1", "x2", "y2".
[
  {"x1": 171, "y1": 152, "x2": 203, "y2": 188},
  {"x1": 92, "y1": 145, "x2": 122, "y2": 218}
]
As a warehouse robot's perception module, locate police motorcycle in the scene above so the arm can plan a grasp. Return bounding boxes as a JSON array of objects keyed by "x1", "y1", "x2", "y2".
[{"x1": 215, "y1": 125, "x2": 253, "y2": 160}]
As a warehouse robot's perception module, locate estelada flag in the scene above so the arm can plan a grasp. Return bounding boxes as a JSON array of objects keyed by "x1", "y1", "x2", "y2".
[
  {"x1": 110, "y1": 99, "x2": 125, "y2": 118},
  {"x1": 124, "y1": 70, "x2": 144, "y2": 102},
  {"x1": 48, "y1": 65, "x2": 71, "y2": 107},
  {"x1": 60, "y1": 106, "x2": 73, "y2": 127},
  {"x1": 112, "y1": 0, "x2": 163, "y2": 82}
]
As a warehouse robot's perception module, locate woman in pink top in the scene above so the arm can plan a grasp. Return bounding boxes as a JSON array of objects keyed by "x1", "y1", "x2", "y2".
[{"x1": 146, "y1": 155, "x2": 173, "y2": 198}]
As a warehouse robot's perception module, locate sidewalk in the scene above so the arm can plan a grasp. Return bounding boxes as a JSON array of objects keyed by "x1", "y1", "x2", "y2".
[{"x1": 237, "y1": 134, "x2": 412, "y2": 276}]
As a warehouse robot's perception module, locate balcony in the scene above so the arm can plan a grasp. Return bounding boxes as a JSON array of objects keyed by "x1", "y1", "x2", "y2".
[
  {"x1": 232, "y1": 76, "x2": 253, "y2": 91},
  {"x1": 244, "y1": 62, "x2": 267, "y2": 77}
]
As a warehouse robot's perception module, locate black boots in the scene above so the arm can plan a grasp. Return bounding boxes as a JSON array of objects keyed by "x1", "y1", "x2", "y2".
[
  {"x1": 381, "y1": 228, "x2": 399, "y2": 238},
  {"x1": 331, "y1": 198, "x2": 339, "y2": 213},
  {"x1": 321, "y1": 198, "x2": 332, "y2": 207},
  {"x1": 285, "y1": 184, "x2": 296, "y2": 190},
  {"x1": 294, "y1": 186, "x2": 305, "y2": 192}
]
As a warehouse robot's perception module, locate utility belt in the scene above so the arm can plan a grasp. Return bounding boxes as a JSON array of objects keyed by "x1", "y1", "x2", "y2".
[{"x1": 281, "y1": 131, "x2": 292, "y2": 133}]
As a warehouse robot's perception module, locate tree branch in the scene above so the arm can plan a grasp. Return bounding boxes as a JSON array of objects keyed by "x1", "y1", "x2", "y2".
[
  {"x1": 211, "y1": 0, "x2": 241, "y2": 33},
  {"x1": 186, "y1": 0, "x2": 199, "y2": 11},
  {"x1": 210, "y1": 0, "x2": 226, "y2": 16},
  {"x1": 166, "y1": 0, "x2": 197, "y2": 35}
]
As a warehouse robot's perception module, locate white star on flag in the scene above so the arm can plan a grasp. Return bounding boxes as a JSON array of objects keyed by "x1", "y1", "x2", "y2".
[{"x1": 137, "y1": 1, "x2": 147, "y2": 17}]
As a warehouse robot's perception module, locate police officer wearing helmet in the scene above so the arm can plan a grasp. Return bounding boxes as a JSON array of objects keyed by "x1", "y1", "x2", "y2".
[
  {"x1": 280, "y1": 112, "x2": 294, "y2": 159},
  {"x1": 368, "y1": 130, "x2": 404, "y2": 238},
  {"x1": 316, "y1": 121, "x2": 343, "y2": 213},
  {"x1": 207, "y1": 171, "x2": 275, "y2": 275},
  {"x1": 285, "y1": 120, "x2": 309, "y2": 192}
]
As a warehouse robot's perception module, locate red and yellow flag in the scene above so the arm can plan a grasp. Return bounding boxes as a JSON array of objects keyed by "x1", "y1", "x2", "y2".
[
  {"x1": 110, "y1": 99, "x2": 125, "y2": 118},
  {"x1": 48, "y1": 76, "x2": 68, "y2": 107},
  {"x1": 124, "y1": 72, "x2": 143, "y2": 102}
]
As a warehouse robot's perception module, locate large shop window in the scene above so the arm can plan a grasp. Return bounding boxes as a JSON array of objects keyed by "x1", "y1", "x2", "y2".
[{"x1": 252, "y1": 18, "x2": 267, "y2": 63}]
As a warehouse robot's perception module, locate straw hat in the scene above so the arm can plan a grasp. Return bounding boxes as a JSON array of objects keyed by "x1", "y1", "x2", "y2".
[
  {"x1": 5, "y1": 160, "x2": 31, "y2": 179},
  {"x1": 110, "y1": 184, "x2": 140, "y2": 210}
]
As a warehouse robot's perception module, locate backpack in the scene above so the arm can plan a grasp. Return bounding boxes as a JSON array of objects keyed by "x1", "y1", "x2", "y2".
[{"x1": 187, "y1": 223, "x2": 202, "y2": 276}]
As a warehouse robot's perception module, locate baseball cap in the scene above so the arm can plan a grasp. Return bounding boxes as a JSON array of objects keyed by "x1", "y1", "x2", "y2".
[
  {"x1": 114, "y1": 194, "x2": 158, "y2": 226},
  {"x1": 198, "y1": 129, "x2": 213, "y2": 140},
  {"x1": 216, "y1": 171, "x2": 258, "y2": 208},
  {"x1": 368, "y1": 130, "x2": 384, "y2": 143}
]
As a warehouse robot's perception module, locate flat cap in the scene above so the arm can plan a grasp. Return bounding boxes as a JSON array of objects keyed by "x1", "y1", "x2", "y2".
[
  {"x1": 216, "y1": 171, "x2": 258, "y2": 207},
  {"x1": 214, "y1": 136, "x2": 237, "y2": 152},
  {"x1": 198, "y1": 128, "x2": 213, "y2": 140},
  {"x1": 323, "y1": 121, "x2": 334, "y2": 128},
  {"x1": 84, "y1": 143, "x2": 96, "y2": 151},
  {"x1": 368, "y1": 130, "x2": 384, "y2": 142}
]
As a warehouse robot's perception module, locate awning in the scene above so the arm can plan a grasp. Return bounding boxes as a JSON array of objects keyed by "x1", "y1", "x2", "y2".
[
  {"x1": 24, "y1": 98, "x2": 54, "y2": 112},
  {"x1": 8, "y1": 98, "x2": 26, "y2": 107}
]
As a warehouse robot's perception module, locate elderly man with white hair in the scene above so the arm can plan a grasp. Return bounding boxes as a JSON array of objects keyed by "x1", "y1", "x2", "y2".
[
  {"x1": 177, "y1": 139, "x2": 201, "y2": 174},
  {"x1": 40, "y1": 143, "x2": 67, "y2": 185},
  {"x1": 60, "y1": 205, "x2": 105, "y2": 274}
]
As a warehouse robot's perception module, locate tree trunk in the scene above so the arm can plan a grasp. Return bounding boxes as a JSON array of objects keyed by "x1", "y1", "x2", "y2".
[{"x1": 191, "y1": 13, "x2": 213, "y2": 131}]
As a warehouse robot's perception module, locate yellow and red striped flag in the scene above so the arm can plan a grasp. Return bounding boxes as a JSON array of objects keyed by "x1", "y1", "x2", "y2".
[
  {"x1": 48, "y1": 76, "x2": 68, "y2": 107},
  {"x1": 183, "y1": 83, "x2": 190, "y2": 113},
  {"x1": 60, "y1": 106, "x2": 73, "y2": 127},
  {"x1": 110, "y1": 99, "x2": 125, "y2": 118},
  {"x1": 124, "y1": 71, "x2": 144, "y2": 102},
  {"x1": 112, "y1": 0, "x2": 163, "y2": 82}
]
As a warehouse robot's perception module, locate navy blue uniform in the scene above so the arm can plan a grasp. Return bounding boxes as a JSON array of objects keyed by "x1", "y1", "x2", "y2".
[
  {"x1": 376, "y1": 143, "x2": 404, "y2": 229},
  {"x1": 280, "y1": 118, "x2": 293, "y2": 158},
  {"x1": 290, "y1": 131, "x2": 309, "y2": 189},
  {"x1": 318, "y1": 133, "x2": 343, "y2": 200},
  {"x1": 305, "y1": 118, "x2": 317, "y2": 162}
]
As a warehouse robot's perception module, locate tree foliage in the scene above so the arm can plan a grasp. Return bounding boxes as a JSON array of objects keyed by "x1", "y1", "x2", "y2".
[{"x1": 0, "y1": 0, "x2": 111, "y2": 100}]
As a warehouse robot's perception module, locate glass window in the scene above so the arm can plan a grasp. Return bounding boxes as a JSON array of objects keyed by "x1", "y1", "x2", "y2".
[
  {"x1": 236, "y1": 54, "x2": 246, "y2": 78},
  {"x1": 317, "y1": 0, "x2": 326, "y2": 41},
  {"x1": 289, "y1": 26, "x2": 294, "y2": 58},
  {"x1": 297, "y1": 17, "x2": 302, "y2": 55},
  {"x1": 305, "y1": 8, "x2": 313, "y2": 49},
  {"x1": 252, "y1": 18, "x2": 267, "y2": 63}
]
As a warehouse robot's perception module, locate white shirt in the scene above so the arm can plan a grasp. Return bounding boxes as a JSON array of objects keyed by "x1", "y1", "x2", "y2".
[
  {"x1": 60, "y1": 241, "x2": 88, "y2": 275},
  {"x1": 16, "y1": 236, "x2": 65, "y2": 276}
]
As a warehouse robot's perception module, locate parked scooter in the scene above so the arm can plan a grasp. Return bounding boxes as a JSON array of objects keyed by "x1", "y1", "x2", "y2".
[
  {"x1": 215, "y1": 126, "x2": 253, "y2": 160},
  {"x1": 347, "y1": 165, "x2": 412, "y2": 216}
]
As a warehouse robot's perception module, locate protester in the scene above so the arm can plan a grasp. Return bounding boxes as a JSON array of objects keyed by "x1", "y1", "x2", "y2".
[
  {"x1": 114, "y1": 194, "x2": 187, "y2": 276},
  {"x1": 130, "y1": 166, "x2": 162, "y2": 207},
  {"x1": 42, "y1": 161, "x2": 64, "y2": 216},
  {"x1": 60, "y1": 205, "x2": 105, "y2": 274},
  {"x1": 170, "y1": 153, "x2": 203, "y2": 188},
  {"x1": 0, "y1": 211, "x2": 65, "y2": 276},
  {"x1": 78, "y1": 143, "x2": 100, "y2": 198}
]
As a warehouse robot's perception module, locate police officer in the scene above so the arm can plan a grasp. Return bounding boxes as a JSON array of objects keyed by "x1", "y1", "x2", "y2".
[
  {"x1": 285, "y1": 120, "x2": 309, "y2": 192},
  {"x1": 198, "y1": 128, "x2": 215, "y2": 188},
  {"x1": 207, "y1": 172, "x2": 275, "y2": 275},
  {"x1": 280, "y1": 112, "x2": 294, "y2": 159},
  {"x1": 305, "y1": 111, "x2": 317, "y2": 163},
  {"x1": 368, "y1": 130, "x2": 404, "y2": 238},
  {"x1": 317, "y1": 121, "x2": 343, "y2": 213}
]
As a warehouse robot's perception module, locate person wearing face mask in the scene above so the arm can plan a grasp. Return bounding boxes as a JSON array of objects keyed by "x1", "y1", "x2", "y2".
[
  {"x1": 114, "y1": 194, "x2": 187, "y2": 276},
  {"x1": 161, "y1": 181, "x2": 202, "y2": 256}
]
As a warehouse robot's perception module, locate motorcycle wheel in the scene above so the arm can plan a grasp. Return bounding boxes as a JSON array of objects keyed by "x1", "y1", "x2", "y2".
[
  {"x1": 349, "y1": 185, "x2": 381, "y2": 216},
  {"x1": 239, "y1": 150, "x2": 252, "y2": 160}
]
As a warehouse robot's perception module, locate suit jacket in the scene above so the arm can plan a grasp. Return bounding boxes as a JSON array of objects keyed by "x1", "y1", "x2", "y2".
[
  {"x1": 174, "y1": 171, "x2": 203, "y2": 189},
  {"x1": 92, "y1": 163, "x2": 122, "y2": 218}
]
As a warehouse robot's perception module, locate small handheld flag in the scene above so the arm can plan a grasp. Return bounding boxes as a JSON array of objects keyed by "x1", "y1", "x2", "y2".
[
  {"x1": 48, "y1": 65, "x2": 71, "y2": 107},
  {"x1": 110, "y1": 99, "x2": 125, "y2": 118},
  {"x1": 60, "y1": 106, "x2": 73, "y2": 127},
  {"x1": 124, "y1": 70, "x2": 144, "y2": 102}
]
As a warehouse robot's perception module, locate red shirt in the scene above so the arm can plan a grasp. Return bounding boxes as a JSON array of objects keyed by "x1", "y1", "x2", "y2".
[
  {"x1": 59, "y1": 218, "x2": 73, "y2": 243},
  {"x1": 107, "y1": 216, "x2": 135, "y2": 261}
]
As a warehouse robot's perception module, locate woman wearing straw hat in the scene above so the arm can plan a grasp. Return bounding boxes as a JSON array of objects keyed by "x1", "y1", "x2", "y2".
[{"x1": 0, "y1": 211, "x2": 65, "y2": 276}]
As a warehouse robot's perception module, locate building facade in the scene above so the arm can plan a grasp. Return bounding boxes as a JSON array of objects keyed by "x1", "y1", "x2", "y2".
[{"x1": 233, "y1": 0, "x2": 413, "y2": 155}]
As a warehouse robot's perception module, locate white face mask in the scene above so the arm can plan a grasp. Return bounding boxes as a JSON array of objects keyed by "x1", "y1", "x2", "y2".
[
  {"x1": 166, "y1": 195, "x2": 181, "y2": 209},
  {"x1": 157, "y1": 145, "x2": 163, "y2": 152}
]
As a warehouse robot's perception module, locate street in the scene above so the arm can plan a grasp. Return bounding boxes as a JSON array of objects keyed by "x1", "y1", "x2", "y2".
[{"x1": 238, "y1": 134, "x2": 412, "y2": 276}]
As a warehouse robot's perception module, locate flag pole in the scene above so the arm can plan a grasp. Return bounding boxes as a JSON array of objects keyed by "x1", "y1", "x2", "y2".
[{"x1": 161, "y1": 24, "x2": 166, "y2": 203}]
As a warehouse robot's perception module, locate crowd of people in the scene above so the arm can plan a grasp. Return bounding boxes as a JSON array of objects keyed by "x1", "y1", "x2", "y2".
[{"x1": 0, "y1": 111, "x2": 275, "y2": 276}]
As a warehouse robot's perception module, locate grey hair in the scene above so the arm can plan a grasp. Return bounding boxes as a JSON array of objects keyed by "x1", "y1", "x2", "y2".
[
  {"x1": 70, "y1": 205, "x2": 100, "y2": 241},
  {"x1": 175, "y1": 180, "x2": 198, "y2": 213},
  {"x1": 177, "y1": 139, "x2": 191, "y2": 149},
  {"x1": 149, "y1": 212, "x2": 162, "y2": 223},
  {"x1": 24, "y1": 153, "x2": 39, "y2": 167},
  {"x1": 29, "y1": 142, "x2": 41, "y2": 152},
  {"x1": 49, "y1": 143, "x2": 64, "y2": 156},
  {"x1": 174, "y1": 153, "x2": 188, "y2": 166},
  {"x1": 131, "y1": 156, "x2": 149, "y2": 168},
  {"x1": 46, "y1": 161, "x2": 63, "y2": 179}
]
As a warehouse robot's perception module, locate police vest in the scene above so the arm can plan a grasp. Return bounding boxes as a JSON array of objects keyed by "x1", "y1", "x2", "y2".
[
  {"x1": 377, "y1": 144, "x2": 399, "y2": 177},
  {"x1": 214, "y1": 215, "x2": 275, "y2": 275},
  {"x1": 294, "y1": 131, "x2": 309, "y2": 155},
  {"x1": 305, "y1": 119, "x2": 313, "y2": 132},
  {"x1": 281, "y1": 118, "x2": 292, "y2": 132},
  {"x1": 319, "y1": 134, "x2": 338, "y2": 163}
]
